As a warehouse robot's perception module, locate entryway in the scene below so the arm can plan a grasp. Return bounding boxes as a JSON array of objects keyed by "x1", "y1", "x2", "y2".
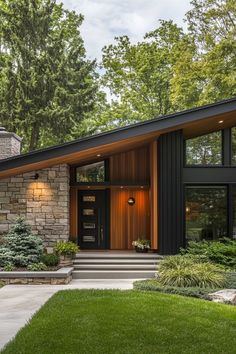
[
  {"x1": 78, "y1": 190, "x2": 109, "y2": 249},
  {"x1": 72, "y1": 251, "x2": 162, "y2": 279}
]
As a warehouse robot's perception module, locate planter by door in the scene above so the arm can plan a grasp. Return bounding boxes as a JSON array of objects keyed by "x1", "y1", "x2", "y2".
[{"x1": 135, "y1": 247, "x2": 149, "y2": 253}]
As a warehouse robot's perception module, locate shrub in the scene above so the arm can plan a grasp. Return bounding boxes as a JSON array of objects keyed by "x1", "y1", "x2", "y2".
[
  {"x1": 41, "y1": 253, "x2": 59, "y2": 267},
  {"x1": 54, "y1": 241, "x2": 79, "y2": 256},
  {"x1": 0, "y1": 248, "x2": 15, "y2": 267},
  {"x1": 27, "y1": 262, "x2": 47, "y2": 271},
  {"x1": 158, "y1": 255, "x2": 226, "y2": 288},
  {"x1": 182, "y1": 238, "x2": 236, "y2": 269},
  {"x1": 0, "y1": 217, "x2": 43, "y2": 267},
  {"x1": 3, "y1": 263, "x2": 15, "y2": 272},
  {"x1": 133, "y1": 279, "x2": 217, "y2": 300}
]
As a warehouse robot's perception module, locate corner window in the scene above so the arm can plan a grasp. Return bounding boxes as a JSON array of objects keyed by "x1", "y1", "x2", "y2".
[
  {"x1": 185, "y1": 131, "x2": 222, "y2": 165},
  {"x1": 231, "y1": 127, "x2": 236, "y2": 164},
  {"x1": 76, "y1": 161, "x2": 105, "y2": 183},
  {"x1": 185, "y1": 186, "x2": 227, "y2": 242}
]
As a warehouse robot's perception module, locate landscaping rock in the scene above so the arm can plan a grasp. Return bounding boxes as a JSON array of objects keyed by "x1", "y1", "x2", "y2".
[{"x1": 209, "y1": 289, "x2": 236, "y2": 305}]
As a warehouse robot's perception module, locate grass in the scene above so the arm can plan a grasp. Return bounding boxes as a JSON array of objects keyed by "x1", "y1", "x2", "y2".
[{"x1": 1, "y1": 290, "x2": 236, "y2": 354}]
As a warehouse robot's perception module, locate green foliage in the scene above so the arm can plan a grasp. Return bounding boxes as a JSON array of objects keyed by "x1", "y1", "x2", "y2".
[
  {"x1": 132, "y1": 239, "x2": 150, "y2": 249},
  {"x1": 54, "y1": 241, "x2": 79, "y2": 255},
  {"x1": 182, "y1": 238, "x2": 236, "y2": 269},
  {"x1": 158, "y1": 255, "x2": 226, "y2": 288},
  {"x1": 0, "y1": 0, "x2": 99, "y2": 151},
  {"x1": 41, "y1": 253, "x2": 59, "y2": 267},
  {"x1": 0, "y1": 247, "x2": 15, "y2": 267},
  {"x1": 27, "y1": 262, "x2": 47, "y2": 271},
  {"x1": 133, "y1": 279, "x2": 217, "y2": 300},
  {"x1": 3, "y1": 263, "x2": 15, "y2": 272},
  {"x1": 0, "y1": 217, "x2": 43, "y2": 267}
]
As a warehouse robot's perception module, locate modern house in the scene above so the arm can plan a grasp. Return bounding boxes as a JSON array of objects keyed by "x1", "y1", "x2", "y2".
[{"x1": 1, "y1": 98, "x2": 236, "y2": 255}]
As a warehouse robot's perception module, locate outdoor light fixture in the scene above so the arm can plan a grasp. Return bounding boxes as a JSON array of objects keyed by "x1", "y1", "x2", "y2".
[
  {"x1": 128, "y1": 197, "x2": 135, "y2": 206},
  {"x1": 218, "y1": 120, "x2": 224, "y2": 124},
  {"x1": 25, "y1": 173, "x2": 39, "y2": 180}
]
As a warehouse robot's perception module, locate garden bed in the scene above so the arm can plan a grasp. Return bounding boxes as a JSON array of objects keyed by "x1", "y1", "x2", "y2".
[{"x1": 0, "y1": 267, "x2": 73, "y2": 285}]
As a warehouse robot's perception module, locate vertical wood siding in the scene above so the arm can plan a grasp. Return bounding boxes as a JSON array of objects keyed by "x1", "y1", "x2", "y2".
[{"x1": 158, "y1": 130, "x2": 184, "y2": 254}]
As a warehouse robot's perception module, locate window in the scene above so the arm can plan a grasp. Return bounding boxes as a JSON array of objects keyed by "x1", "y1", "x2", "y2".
[
  {"x1": 185, "y1": 186, "x2": 227, "y2": 242},
  {"x1": 231, "y1": 127, "x2": 236, "y2": 164},
  {"x1": 76, "y1": 161, "x2": 105, "y2": 183},
  {"x1": 232, "y1": 186, "x2": 236, "y2": 239},
  {"x1": 185, "y1": 131, "x2": 222, "y2": 165}
]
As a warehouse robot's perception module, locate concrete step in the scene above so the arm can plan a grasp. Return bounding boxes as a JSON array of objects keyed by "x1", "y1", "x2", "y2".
[
  {"x1": 73, "y1": 259, "x2": 161, "y2": 265},
  {"x1": 73, "y1": 264, "x2": 158, "y2": 271},
  {"x1": 72, "y1": 270, "x2": 156, "y2": 279},
  {"x1": 75, "y1": 253, "x2": 162, "y2": 260}
]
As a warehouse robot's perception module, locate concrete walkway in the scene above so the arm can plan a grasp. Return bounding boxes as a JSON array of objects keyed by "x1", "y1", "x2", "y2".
[{"x1": 0, "y1": 279, "x2": 136, "y2": 351}]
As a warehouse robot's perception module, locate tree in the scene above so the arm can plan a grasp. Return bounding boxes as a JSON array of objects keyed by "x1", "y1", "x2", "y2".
[
  {"x1": 173, "y1": 0, "x2": 236, "y2": 106},
  {"x1": 0, "y1": 217, "x2": 43, "y2": 267},
  {"x1": 0, "y1": 0, "x2": 98, "y2": 151}
]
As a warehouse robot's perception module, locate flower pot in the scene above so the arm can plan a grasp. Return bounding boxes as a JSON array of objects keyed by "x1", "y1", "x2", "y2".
[
  {"x1": 135, "y1": 247, "x2": 149, "y2": 253},
  {"x1": 59, "y1": 254, "x2": 74, "y2": 267}
]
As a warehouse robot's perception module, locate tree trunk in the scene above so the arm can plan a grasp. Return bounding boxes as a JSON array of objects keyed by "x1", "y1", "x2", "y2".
[{"x1": 29, "y1": 122, "x2": 40, "y2": 151}]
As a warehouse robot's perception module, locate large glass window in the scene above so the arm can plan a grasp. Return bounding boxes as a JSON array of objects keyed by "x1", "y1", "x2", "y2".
[
  {"x1": 185, "y1": 186, "x2": 227, "y2": 242},
  {"x1": 185, "y1": 131, "x2": 222, "y2": 165},
  {"x1": 231, "y1": 127, "x2": 236, "y2": 164},
  {"x1": 232, "y1": 186, "x2": 236, "y2": 239},
  {"x1": 76, "y1": 161, "x2": 105, "y2": 183}
]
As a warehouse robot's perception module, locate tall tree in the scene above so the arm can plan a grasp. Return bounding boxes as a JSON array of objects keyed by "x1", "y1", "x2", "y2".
[
  {"x1": 172, "y1": 0, "x2": 236, "y2": 106},
  {"x1": 101, "y1": 21, "x2": 186, "y2": 125},
  {"x1": 0, "y1": 0, "x2": 98, "y2": 151}
]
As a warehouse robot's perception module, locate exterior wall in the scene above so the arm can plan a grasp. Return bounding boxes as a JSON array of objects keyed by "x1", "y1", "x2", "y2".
[
  {"x1": 0, "y1": 164, "x2": 70, "y2": 247},
  {"x1": 0, "y1": 131, "x2": 22, "y2": 160},
  {"x1": 158, "y1": 130, "x2": 184, "y2": 254}
]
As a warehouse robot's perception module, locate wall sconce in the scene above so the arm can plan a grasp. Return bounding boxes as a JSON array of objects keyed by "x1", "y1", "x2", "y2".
[
  {"x1": 128, "y1": 197, "x2": 135, "y2": 206},
  {"x1": 25, "y1": 173, "x2": 39, "y2": 180}
]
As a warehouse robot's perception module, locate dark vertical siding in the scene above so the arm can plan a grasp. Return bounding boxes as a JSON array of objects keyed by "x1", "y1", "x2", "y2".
[{"x1": 158, "y1": 130, "x2": 184, "y2": 254}]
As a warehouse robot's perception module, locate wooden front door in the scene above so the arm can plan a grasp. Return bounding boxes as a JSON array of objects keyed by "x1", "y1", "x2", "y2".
[{"x1": 78, "y1": 190, "x2": 109, "y2": 249}]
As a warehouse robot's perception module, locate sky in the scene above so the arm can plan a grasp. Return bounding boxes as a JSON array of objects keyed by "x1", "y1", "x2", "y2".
[{"x1": 60, "y1": 0, "x2": 191, "y2": 61}]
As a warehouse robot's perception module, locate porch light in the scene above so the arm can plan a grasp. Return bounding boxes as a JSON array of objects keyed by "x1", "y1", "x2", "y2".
[
  {"x1": 24, "y1": 173, "x2": 39, "y2": 180},
  {"x1": 186, "y1": 206, "x2": 190, "y2": 213},
  {"x1": 218, "y1": 120, "x2": 224, "y2": 124},
  {"x1": 128, "y1": 197, "x2": 135, "y2": 206}
]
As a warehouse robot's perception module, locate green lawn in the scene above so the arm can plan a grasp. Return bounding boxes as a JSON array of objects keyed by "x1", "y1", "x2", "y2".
[{"x1": 2, "y1": 290, "x2": 236, "y2": 354}]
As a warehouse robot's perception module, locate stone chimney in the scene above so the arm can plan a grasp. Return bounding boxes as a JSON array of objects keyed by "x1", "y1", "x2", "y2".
[{"x1": 0, "y1": 127, "x2": 22, "y2": 160}]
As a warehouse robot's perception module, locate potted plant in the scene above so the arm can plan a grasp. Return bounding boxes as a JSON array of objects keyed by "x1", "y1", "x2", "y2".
[
  {"x1": 54, "y1": 241, "x2": 79, "y2": 266},
  {"x1": 132, "y1": 239, "x2": 150, "y2": 253}
]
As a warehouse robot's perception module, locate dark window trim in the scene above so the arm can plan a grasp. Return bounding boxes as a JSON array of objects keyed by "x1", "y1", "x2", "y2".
[
  {"x1": 184, "y1": 183, "x2": 230, "y2": 241},
  {"x1": 184, "y1": 183, "x2": 234, "y2": 239},
  {"x1": 70, "y1": 159, "x2": 109, "y2": 185},
  {"x1": 184, "y1": 130, "x2": 223, "y2": 167}
]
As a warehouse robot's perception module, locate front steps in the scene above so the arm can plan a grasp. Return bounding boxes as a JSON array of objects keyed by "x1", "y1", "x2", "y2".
[{"x1": 72, "y1": 252, "x2": 162, "y2": 279}]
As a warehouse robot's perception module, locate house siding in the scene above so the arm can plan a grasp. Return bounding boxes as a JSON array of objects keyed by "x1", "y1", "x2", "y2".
[
  {"x1": 158, "y1": 130, "x2": 184, "y2": 254},
  {"x1": 0, "y1": 164, "x2": 70, "y2": 247}
]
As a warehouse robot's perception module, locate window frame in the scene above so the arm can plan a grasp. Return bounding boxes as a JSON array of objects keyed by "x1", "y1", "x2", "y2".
[
  {"x1": 184, "y1": 130, "x2": 224, "y2": 167},
  {"x1": 184, "y1": 183, "x2": 229, "y2": 242},
  {"x1": 70, "y1": 159, "x2": 110, "y2": 186}
]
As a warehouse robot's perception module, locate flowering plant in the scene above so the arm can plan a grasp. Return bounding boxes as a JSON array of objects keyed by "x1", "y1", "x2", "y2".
[{"x1": 132, "y1": 239, "x2": 150, "y2": 250}]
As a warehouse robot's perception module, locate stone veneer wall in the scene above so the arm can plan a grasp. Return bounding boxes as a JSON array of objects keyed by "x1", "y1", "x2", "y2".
[
  {"x1": 0, "y1": 164, "x2": 70, "y2": 247},
  {"x1": 0, "y1": 131, "x2": 22, "y2": 159}
]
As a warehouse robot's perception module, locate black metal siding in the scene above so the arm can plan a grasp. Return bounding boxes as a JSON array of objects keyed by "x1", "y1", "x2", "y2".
[{"x1": 158, "y1": 130, "x2": 184, "y2": 254}]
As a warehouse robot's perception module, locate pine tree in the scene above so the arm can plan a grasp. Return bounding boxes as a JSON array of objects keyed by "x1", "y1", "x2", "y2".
[
  {"x1": 0, "y1": 0, "x2": 98, "y2": 151},
  {"x1": 2, "y1": 217, "x2": 43, "y2": 267}
]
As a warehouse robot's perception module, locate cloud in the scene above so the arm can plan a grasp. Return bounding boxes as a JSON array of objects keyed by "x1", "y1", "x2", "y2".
[{"x1": 59, "y1": 0, "x2": 191, "y2": 61}]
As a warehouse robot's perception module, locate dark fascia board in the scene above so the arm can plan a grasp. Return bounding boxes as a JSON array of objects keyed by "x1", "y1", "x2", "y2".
[{"x1": 1, "y1": 97, "x2": 236, "y2": 173}]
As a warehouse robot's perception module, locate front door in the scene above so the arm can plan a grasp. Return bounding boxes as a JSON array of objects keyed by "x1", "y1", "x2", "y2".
[{"x1": 78, "y1": 190, "x2": 109, "y2": 249}]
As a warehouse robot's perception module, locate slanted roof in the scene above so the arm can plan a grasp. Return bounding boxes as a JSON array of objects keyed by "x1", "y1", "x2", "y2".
[{"x1": 1, "y1": 97, "x2": 236, "y2": 178}]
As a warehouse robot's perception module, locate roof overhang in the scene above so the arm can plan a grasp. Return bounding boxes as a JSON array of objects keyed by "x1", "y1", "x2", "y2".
[{"x1": 1, "y1": 97, "x2": 236, "y2": 179}]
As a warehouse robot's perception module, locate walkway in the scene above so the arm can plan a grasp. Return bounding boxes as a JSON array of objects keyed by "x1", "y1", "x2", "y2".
[{"x1": 0, "y1": 279, "x2": 136, "y2": 351}]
